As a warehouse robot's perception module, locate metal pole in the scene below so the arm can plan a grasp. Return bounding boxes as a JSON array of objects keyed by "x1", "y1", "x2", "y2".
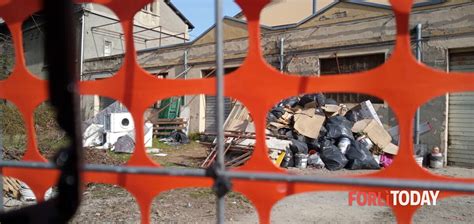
[
  {"x1": 414, "y1": 24, "x2": 422, "y2": 144},
  {"x1": 1, "y1": 161, "x2": 473, "y2": 193},
  {"x1": 159, "y1": 26, "x2": 162, "y2": 47},
  {"x1": 313, "y1": 0, "x2": 317, "y2": 14},
  {"x1": 214, "y1": 0, "x2": 225, "y2": 223},
  {"x1": 0, "y1": 108, "x2": 3, "y2": 212},
  {"x1": 279, "y1": 37, "x2": 285, "y2": 72},
  {"x1": 184, "y1": 50, "x2": 188, "y2": 80},
  {"x1": 80, "y1": 13, "x2": 85, "y2": 80}
]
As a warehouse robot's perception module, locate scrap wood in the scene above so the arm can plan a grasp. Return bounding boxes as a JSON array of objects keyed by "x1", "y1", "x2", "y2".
[
  {"x1": 3, "y1": 177, "x2": 22, "y2": 199},
  {"x1": 201, "y1": 139, "x2": 233, "y2": 168},
  {"x1": 225, "y1": 151, "x2": 252, "y2": 167}
]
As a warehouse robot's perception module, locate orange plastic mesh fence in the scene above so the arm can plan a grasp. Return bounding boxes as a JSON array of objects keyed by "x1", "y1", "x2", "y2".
[{"x1": 0, "y1": 0, "x2": 473, "y2": 223}]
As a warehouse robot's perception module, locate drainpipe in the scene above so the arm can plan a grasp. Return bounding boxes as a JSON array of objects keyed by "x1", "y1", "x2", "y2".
[
  {"x1": 414, "y1": 24, "x2": 422, "y2": 145},
  {"x1": 279, "y1": 37, "x2": 285, "y2": 72},
  {"x1": 444, "y1": 50, "x2": 449, "y2": 166},
  {"x1": 184, "y1": 50, "x2": 188, "y2": 79},
  {"x1": 80, "y1": 11, "x2": 85, "y2": 80},
  {"x1": 313, "y1": 0, "x2": 317, "y2": 14}
]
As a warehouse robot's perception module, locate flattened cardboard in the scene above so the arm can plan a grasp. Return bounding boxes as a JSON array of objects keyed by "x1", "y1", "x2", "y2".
[
  {"x1": 383, "y1": 143, "x2": 399, "y2": 155},
  {"x1": 294, "y1": 108, "x2": 325, "y2": 139},
  {"x1": 322, "y1": 104, "x2": 341, "y2": 113},
  {"x1": 352, "y1": 119, "x2": 392, "y2": 149}
]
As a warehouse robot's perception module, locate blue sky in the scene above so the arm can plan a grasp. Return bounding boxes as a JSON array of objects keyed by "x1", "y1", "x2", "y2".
[{"x1": 171, "y1": 0, "x2": 241, "y2": 40}]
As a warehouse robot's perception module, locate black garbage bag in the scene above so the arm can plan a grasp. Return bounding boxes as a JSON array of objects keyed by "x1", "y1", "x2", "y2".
[
  {"x1": 277, "y1": 128, "x2": 292, "y2": 136},
  {"x1": 319, "y1": 125, "x2": 328, "y2": 137},
  {"x1": 285, "y1": 130, "x2": 295, "y2": 139},
  {"x1": 306, "y1": 137, "x2": 320, "y2": 151},
  {"x1": 267, "y1": 112, "x2": 278, "y2": 123},
  {"x1": 298, "y1": 94, "x2": 316, "y2": 107},
  {"x1": 280, "y1": 148, "x2": 294, "y2": 168},
  {"x1": 169, "y1": 130, "x2": 190, "y2": 144},
  {"x1": 325, "y1": 98, "x2": 337, "y2": 105},
  {"x1": 345, "y1": 140, "x2": 379, "y2": 170},
  {"x1": 327, "y1": 116, "x2": 353, "y2": 127},
  {"x1": 289, "y1": 139, "x2": 309, "y2": 154},
  {"x1": 345, "y1": 109, "x2": 363, "y2": 123},
  {"x1": 295, "y1": 134, "x2": 306, "y2": 142},
  {"x1": 315, "y1": 93, "x2": 326, "y2": 107},
  {"x1": 320, "y1": 145, "x2": 348, "y2": 171},
  {"x1": 319, "y1": 138, "x2": 335, "y2": 148},
  {"x1": 270, "y1": 107, "x2": 285, "y2": 119},
  {"x1": 325, "y1": 116, "x2": 354, "y2": 140},
  {"x1": 280, "y1": 97, "x2": 299, "y2": 108}
]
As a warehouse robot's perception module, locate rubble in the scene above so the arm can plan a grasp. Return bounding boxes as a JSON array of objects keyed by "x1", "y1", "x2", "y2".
[{"x1": 2, "y1": 177, "x2": 38, "y2": 211}]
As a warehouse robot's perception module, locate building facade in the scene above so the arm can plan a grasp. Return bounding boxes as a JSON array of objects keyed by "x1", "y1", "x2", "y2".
[
  {"x1": 84, "y1": 0, "x2": 474, "y2": 167},
  {"x1": 0, "y1": 0, "x2": 194, "y2": 79}
]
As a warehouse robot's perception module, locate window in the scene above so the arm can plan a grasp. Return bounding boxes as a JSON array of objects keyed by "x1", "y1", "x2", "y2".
[
  {"x1": 103, "y1": 40, "x2": 112, "y2": 56},
  {"x1": 156, "y1": 72, "x2": 168, "y2": 79},
  {"x1": 142, "y1": 2, "x2": 156, "y2": 13},
  {"x1": 319, "y1": 53, "x2": 385, "y2": 103}
]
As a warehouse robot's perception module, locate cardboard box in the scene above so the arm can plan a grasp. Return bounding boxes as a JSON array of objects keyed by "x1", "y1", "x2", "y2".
[
  {"x1": 348, "y1": 100, "x2": 383, "y2": 126},
  {"x1": 294, "y1": 108, "x2": 326, "y2": 139},
  {"x1": 382, "y1": 143, "x2": 399, "y2": 155},
  {"x1": 352, "y1": 119, "x2": 392, "y2": 149}
]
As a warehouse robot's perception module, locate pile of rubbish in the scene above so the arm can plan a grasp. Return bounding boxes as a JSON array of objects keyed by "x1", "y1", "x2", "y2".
[
  {"x1": 2, "y1": 177, "x2": 57, "y2": 211},
  {"x1": 82, "y1": 102, "x2": 153, "y2": 153},
  {"x1": 267, "y1": 94, "x2": 398, "y2": 170},
  {"x1": 202, "y1": 94, "x2": 408, "y2": 171}
]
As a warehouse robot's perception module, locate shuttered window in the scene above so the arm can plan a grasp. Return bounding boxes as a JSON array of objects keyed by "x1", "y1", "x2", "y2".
[{"x1": 320, "y1": 53, "x2": 385, "y2": 104}]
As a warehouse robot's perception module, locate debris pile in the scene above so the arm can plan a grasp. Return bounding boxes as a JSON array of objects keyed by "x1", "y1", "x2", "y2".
[
  {"x1": 82, "y1": 102, "x2": 154, "y2": 153},
  {"x1": 2, "y1": 177, "x2": 37, "y2": 210},
  {"x1": 268, "y1": 94, "x2": 400, "y2": 170},
  {"x1": 202, "y1": 94, "x2": 414, "y2": 171}
]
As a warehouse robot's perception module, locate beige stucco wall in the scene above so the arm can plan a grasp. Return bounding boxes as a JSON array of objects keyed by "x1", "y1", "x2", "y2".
[{"x1": 240, "y1": 0, "x2": 434, "y2": 27}]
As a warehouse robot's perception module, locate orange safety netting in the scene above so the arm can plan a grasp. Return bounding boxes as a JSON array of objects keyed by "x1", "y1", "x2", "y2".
[{"x1": 0, "y1": 0, "x2": 473, "y2": 223}]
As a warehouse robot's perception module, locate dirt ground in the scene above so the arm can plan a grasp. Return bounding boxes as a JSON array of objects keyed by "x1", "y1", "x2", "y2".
[
  {"x1": 69, "y1": 142, "x2": 473, "y2": 224},
  {"x1": 3, "y1": 142, "x2": 473, "y2": 223}
]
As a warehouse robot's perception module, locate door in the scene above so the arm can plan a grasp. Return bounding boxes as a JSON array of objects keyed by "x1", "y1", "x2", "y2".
[
  {"x1": 448, "y1": 49, "x2": 474, "y2": 167},
  {"x1": 203, "y1": 67, "x2": 239, "y2": 133}
]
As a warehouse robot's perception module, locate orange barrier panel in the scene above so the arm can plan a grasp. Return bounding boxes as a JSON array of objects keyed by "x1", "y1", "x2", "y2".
[{"x1": 0, "y1": 0, "x2": 473, "y2": 223}]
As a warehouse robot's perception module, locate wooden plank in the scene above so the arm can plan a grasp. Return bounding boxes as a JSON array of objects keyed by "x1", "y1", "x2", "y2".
[
  {"x1": 154, "y1": 132, "x2": 172, "y2": 135},
  {"x1": 154, "y1": 126, "x2": 186, "y2": 130},
  {"x1": 153, "y1": 118, "x2": 184, "y2": 122},
  {"x1": 153, "y1": 121, "x2": 187, "y2": 125}
]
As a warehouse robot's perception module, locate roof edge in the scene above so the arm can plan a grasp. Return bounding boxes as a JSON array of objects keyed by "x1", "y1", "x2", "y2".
[{"x1": 164, "y1": 0, "x2": 195, "y2": 30}]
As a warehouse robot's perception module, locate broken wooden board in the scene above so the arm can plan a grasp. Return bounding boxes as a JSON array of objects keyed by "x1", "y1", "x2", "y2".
[{"x1": 3, "y1": 177, "x2": 22, "y2": 199}]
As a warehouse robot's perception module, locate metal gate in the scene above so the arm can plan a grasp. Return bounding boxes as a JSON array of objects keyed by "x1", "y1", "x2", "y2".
[{"x1": 448, "y1": 50, "x2": 474, "y2": 167}]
